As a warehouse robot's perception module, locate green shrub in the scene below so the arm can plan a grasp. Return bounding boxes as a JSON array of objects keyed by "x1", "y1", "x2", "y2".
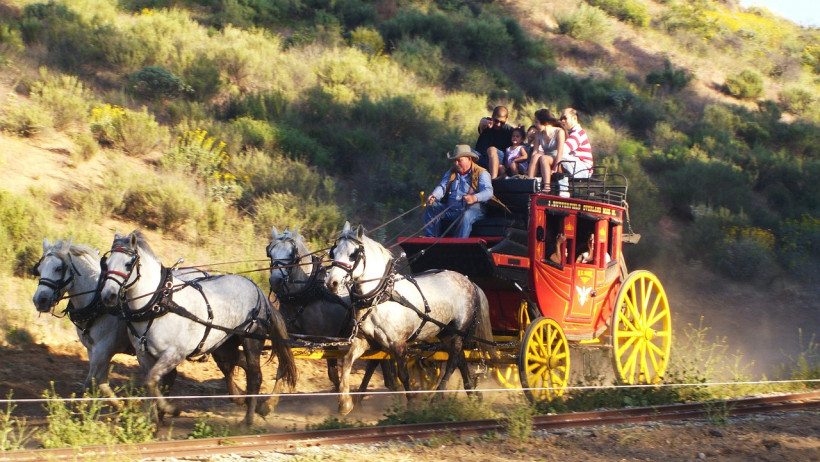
[
  {"x1": 778, "y1": 87, "x2": 814, "y2": 115},
  {"x1": 30, "y1": 72, "x2": 91, "y2": 130},
  {"x1": 164, "y1": 129, "x2": 229, "y2": 180},
  {"x1": 379, "y1": 396, "x2": 495, "y2": 425},
  {"x1": 392, "y1": 38, "x2": 452, "y2": 85},
  {"x1": 89, "y1": 104, "x2": 168, "y2": 155},
  {"x1": 586, "y1": 0, "x2": 649, "y2": 27},
  {"x1": 128, "y1": 66, "x2": 193, "y2": 100},
  {"x1": 223, "y1": 91, "x2": 289, "y2": 121},
  {"x1": 229, "y1": 149, "x2": 337, "y2": 207},
  {"x1": 0, "y1": 21, "x2": 24, "y2": 54},
  {"x1": 70, "y1": 132, "x2": 98, "y2": 161},
  {"x1": 0, "y1": 102, "x2": 52, "y2": 137},
  {"x1": 802, "y1": 44, "x2": 820, "y2": 75},
  {"x1": 501, "y1": 399, "x2": 535, "y2": 442},
  {"x1": 20, "y1": 2, "x2": 106, "y2": 72},
  {"x1": 349, "y1": 26, "x2": 384, "y2": 55},
  {"x1": 0, "y1": 392, "x2": 35, "y2": 451},
  {"x1": 379, "y1": 9, "x2": 513, "y2": 63},
  {"x1": 0, "y1": 191, "x2": 51, "y2": 276},
  {"x1": 777, "y1": 214, "x2": 820, "y2": 276},
  {"x1": 646, "y1": 58, "x2": 692, "y2": 94},
  {"x1": 252, "y1": 192, "x2": 343, "y2": 245},
  {"x1": 724, "y1": 69, "x2": 764, "y2": 100},
  {"x1": 117, "y1": 173, "x2": 205, "y2": 232},
  {"x1": 41, "y1": 385, "x2": 155, "y2": 448},
  {"x1": 229, "y1": 117, "x2": 281, "y2": 151},
  {"x1": 556, "y1": 4, "x2": 611, "y2": 42},
  {"x1": 182, "y1": 55, "x2": 223, "y2": 102},
  {"x1": 715, "y1": 226, "x2": 777, "y2": 281},
  {"x1": 683, "y1": 206, "x2": 750, "y2": 263}
]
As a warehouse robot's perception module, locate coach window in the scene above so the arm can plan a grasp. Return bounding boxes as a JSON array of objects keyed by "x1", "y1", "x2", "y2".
[
  {"x1": 607, "y1": 218, "x2": 620, "y2": 264},
  {"x1": 545, "y1": 213, "x2": 566, "y2": 266},
  {"x1": 575, "y1": 214, "x2": 598, "y2": 265}
]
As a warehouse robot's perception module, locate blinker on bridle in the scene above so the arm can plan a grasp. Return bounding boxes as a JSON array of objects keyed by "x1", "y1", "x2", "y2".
[
  {"x1": 102, "y1": 246, "x2": 140, "y2": 292},
  {"x1": 329, "y1": 237, "x2": 363, "y2": 274}
]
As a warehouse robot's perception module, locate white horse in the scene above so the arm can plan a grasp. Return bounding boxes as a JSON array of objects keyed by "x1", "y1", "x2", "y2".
[
  {"x1": 32, "y1": 238, "x2": 248, "y2": 404},
  {"x1": 32, "y1": 238, "x2": 137, "y2": 400},
  {"x1": 325, "y1": 222, "x2": 496, "y2": 415},
  {"x1": 267, "y1": 227, "x2": 398, "y2": 393},
  {"x1": 99, "y1": 230, "x2": 297, "y2": 425}
]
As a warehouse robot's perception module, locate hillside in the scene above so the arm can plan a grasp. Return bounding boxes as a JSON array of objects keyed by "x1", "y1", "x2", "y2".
[{"x1": 1, "y1": 0, "x2": 819, "y2": 378}]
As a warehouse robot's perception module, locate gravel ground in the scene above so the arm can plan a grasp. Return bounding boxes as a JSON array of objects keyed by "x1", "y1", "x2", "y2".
[{"x1": 141, "y1": 411, "x2": 820, "y2": 462}]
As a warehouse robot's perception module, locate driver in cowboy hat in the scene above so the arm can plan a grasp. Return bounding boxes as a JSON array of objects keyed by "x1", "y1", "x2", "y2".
[{"x1": 423, "y1": 144, "x2": 494, "y2": 238}]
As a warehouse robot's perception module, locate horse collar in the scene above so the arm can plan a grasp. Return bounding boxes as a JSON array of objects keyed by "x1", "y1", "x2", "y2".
[
  {"x1": 278, "y1": 256, "x2": 324, "y2": 306},
  {"x1": 351, "y1": 257, "x2": 397, "y2": 309},
  {"x1": 121, "y1": 265, "x2": 173, "y2": 323}
]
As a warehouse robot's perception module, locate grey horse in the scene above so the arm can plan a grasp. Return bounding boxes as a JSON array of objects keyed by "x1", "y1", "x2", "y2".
[
  {"x1": 325, "y1": 221, "x2": 496, "y2": 415},
  {"x1": 100, "y1": 230, "x2": 297, "y2": 425}
]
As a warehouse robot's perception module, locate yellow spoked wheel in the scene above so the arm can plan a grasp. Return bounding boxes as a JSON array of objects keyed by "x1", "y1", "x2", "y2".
[
  {"x1": 518, "y1": 317, "x2": 570, "y2": 402},
  {"x1": 406, "y1": 356, "x2": 443, "y2": 390},
  {"x1": 610, "y1": 270, "x2": 672, "y2": 385},
  {"x1": 493, "y1": 364, "x2": 520, "y2": 388}
]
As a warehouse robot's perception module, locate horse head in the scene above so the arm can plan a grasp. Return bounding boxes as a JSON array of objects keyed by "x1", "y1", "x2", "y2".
[
  {"x1": 32, "y1": 238, "x2": 74, "y2": 313},
  {"x1": 100, "y1": 230, "x2": 159, "y2": 308},
  {"x1": 267, "y1": 226, "x2": 307, "y2": 293},
  {"x1": 325, "y1": 221, "x2": 370, "y2": 294}
]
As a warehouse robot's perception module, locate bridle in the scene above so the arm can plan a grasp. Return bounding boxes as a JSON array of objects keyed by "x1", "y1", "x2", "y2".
[
  {"x1": 328, "y1": 235, "x2": 365, "y2": 279},
  {"x1": 267, "y1": 237, "x2": 302, "y2": 288},
  {"x1": 102, "y1": 246, "x2": 141, "y2": 301},
  {"x1": 32, "y1": 252, "x2": 79, "y2": 311},
  {"x1": 329, "y1": 235, "x2": 399, "y2": 310}
]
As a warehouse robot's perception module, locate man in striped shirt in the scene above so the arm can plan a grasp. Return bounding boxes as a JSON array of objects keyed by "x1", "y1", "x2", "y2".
[{"x1": 559, "y1": 107, "x2": 593, "y2": 179}]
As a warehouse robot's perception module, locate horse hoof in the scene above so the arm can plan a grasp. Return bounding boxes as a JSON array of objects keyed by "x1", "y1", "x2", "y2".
[
  {"x1": 256, "y1": 399, "x2": 273, "y2": 417},
  {"x1": 339, "y1": 400, "x2": 354, "y2": 416}
]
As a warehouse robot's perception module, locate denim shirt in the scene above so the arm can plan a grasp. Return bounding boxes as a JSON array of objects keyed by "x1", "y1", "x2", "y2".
[{"x1": 430, "y1": 169, "x2": 493, "y2": 206}]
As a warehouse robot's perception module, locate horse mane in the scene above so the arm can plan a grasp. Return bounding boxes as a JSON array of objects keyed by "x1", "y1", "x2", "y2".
[
  {"x1": 68, "y1": 242, "x2": 100, "y2": 268},
  {"x1": 113, "y1": 230, "x2": 160, "y2": 262},
  {"x1": 271, "y1": 229, "x2": 311, "y2": 258},
  {"x1": 342, "y1": 228, "x2": 393, "y2": 262}
]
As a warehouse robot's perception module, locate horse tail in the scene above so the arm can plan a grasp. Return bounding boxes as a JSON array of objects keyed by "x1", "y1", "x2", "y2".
[
  {"x1": 469, "y1": 282, "x2": 498, "y2": 364},
  {"x1": 265, "y1": 298, "x2": 298, "y2": 389}
]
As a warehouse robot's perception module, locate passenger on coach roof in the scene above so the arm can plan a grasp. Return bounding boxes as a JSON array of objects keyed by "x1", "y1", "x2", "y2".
[
  {"x1": 504, "y1": 126, "x2": 529, "y2": 177},
  {"x1": 558, "y1": 107, "x2": 593, "y2": 180},
  {"x1": 424, "y1": 145, "x2": 494, "y2": 239},
  {"x1": 526, "y1": 108, "x2": 566, "y2": 192},
  {"x1": 475, "y1": 105, "x2": 515, "y2": 179}
]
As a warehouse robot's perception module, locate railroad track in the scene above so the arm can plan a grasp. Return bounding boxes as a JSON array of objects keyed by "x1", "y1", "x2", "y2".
[{"x1": 3, "y1": 391, "x2": 818, "y2": 461}]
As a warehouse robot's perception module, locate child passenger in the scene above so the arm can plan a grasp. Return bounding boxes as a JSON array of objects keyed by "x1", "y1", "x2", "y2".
[{"x1": 505, "y1": 126, "x2": 529, "y2": 177}]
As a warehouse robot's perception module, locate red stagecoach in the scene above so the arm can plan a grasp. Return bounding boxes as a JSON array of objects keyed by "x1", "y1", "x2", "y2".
[{"x1": 398, "y1": 168, "x2": 672, "y2": 401}]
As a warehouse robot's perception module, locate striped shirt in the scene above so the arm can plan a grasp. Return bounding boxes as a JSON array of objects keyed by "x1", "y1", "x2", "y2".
[{"x1": 564, "y1": 125, "x2": 593, "y2": 170}]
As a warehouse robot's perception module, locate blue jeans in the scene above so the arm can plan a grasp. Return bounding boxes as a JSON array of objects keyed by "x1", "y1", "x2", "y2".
[{"x1": 423, "y1": 202, "x2": 485, "y2": 238}]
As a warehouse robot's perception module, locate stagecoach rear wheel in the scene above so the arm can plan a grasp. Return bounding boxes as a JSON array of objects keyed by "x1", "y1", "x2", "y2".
[
  {"x1": 518, "y1": 317, "x2": 570, "y2": 402},
  {"x1": 610, "y1": 270, "x2": 672, "y2": 385},
  {"x1": 406, "y1": 356, "x2": 443, "y2": 390}
]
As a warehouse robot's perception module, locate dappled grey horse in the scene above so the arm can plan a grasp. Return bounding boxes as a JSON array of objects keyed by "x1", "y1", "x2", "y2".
[
  {"x1": 100, "y1": 230, "x2": 297, "y2": 425},
  {"x1": 325, "y1": 221, "x2": 496, "y2": 415},
  {"x1": 267, "y1": 227, "x2": 398, "y2": 394},
  {"x1": 32, "y1": 238, "x2": 139, "y2": 400}
]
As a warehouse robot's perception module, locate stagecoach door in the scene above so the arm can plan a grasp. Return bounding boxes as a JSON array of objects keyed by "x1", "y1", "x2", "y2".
[{"x1": 566, "y1": 213, "x2": 604, "y2": 325}]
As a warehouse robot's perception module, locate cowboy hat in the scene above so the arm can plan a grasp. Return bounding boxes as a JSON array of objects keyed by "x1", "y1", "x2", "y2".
[{"x1": 447, "y1": 144, "x2": 479, "y2": 160}]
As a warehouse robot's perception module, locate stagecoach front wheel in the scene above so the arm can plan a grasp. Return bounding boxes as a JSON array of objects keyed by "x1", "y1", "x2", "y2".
[
  {"x1": 493, "y1": 364, "x2": 520, "y2": 388},
  {"x1": 406, "y1": 356, "x2": 443, "y2": 390},
  {"x1": 610, "y1": 270, "x2": 672, "y2": 385},
  {"x1": 518, "y1": 317, "x2": 570, "y2": 402}
]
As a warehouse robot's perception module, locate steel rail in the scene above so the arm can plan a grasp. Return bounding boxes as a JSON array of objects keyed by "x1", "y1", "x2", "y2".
[{"x1": 2, "y1": 391, "x2": 818, "y2": 461}]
